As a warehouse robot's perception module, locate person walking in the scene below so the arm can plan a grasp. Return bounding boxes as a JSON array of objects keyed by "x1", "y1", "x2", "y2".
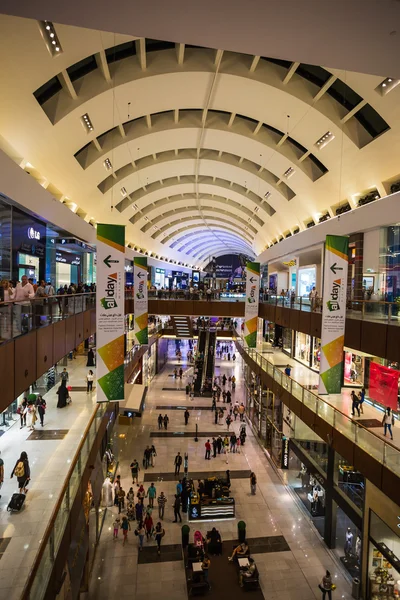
[
  {"x1": 137, "y1": 484, "x2": 145, "y2": 504},
  {"x1": 174, "y1": 452, "x2": 182, "y2": 475},
  {"x1": 239, "y1": 403, "x2": 245, "y2": 421},
  {"x1": 86, "y1": 370, "x2": 94, "y2": 392},
  {"x1": 121, "y1": 516, "x2": 131, "y2": 546},
  {"x1": 212, "y1": 437, "x2": 217, "y2": 458},
  {"x1": 226, "y1": 390, "x2": 231, "y2": 404},
  {"x1": 226, "y1": 414, "x2": 232, "y2": 431},
  {"x1": 358, "y1": 388, "x2": 365, "y2": 414},
  {"x1": 60, "y1": 367, "x2": 69, "y2": 384},
  {"x1": 351, "y1": 391, "x2": 360, "y2": 417},
  {"x1": 113, "y1": 517, "x2": 120, "y2": 539},
  {"x1": 118, "y1": 487, "x2": 126, "y2": 514},
  {"x1": 0, "y1": 451, "x2": 4, "y2": 499},
  {"x1": 163, "y1": 414, "x2": 169, "y2": 430},
  {"x1": 383, "y1": 407, "x2": 394, "y2": 440},
  {"x1": 36, "y1": 395, "x2": 46, "y2": 427},
  {"x1": 143, "y1": 446, "x2": 151, "y2": 470},
  {"x1": 230, "y1": 433, "x2": 237, "y2": 453},
  {"x1": 11, "y1": 451, "x2": 30, "y2": 493},
  {"x1": 202, "y1": 554, "x2": 211, "y2": 585},
  {"x1": 158, "y1": 413, "x2": 163, "y2": 429},
  {"x1": 318, "y1": 570, "x2": 333, "y2": 599},
  {"x1": 135, "y1": 501, "x2": 144, "y2": 523},
  {"x1": 147, "y1": 482, "x2": 157, "y2": 508},
  {"x1": 150, "y1": 444, "x2": 157, "y2": 467},
  {"x1": 135, "y1": 520, "x2": 145, "y2": 550},
  {"x1": 216, "y1": 436, "x2": 223, "y2": 455},
  {"x1": 144, "y1": 511, "x2": 154, "y2": 540},
  {"x1": 154, "y1": 521, "x2": 165, "y2": 555},
  {"x1": 184, "y1": 409, "x2": 190, "y2": 425},
  {"x1": 179, "y1": 367, "x2": 183, "y2": 379},
  {"x1": 130, "y1": 459, "x2": 140, "y2": 485},
  {"x1": 214, "y1": 408, "x2": 218, "y2": 425},
  {"x1": 18, "y1": 397, "x2": 28, "y2": 428},
  {"x1": 173, "y1": 494, "x2": 182, "y2": 522},
  {"x1": 205, "y1": 439, "x2": 211, "y2": 460},
  {"x1": 157, "y1": 491, "x2": 167, "y2": 520},
  {"x1": 284, "y1": 364, "x2": 292, "y2": 377},
  {"x1": 86, "y1": 347, "x2": 95, "y2": 367},
  {"x1": 250, "y1": 472, "x2": 257, "y2": 495}
]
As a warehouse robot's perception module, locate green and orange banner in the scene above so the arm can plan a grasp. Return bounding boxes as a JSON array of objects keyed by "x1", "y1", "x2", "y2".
[
  {"x1": 134, "y1": 256, "x2": 148, "y2": 345},
  {"x1": 244, "y1": 262, "x2": 260, "y2": 347},
  {"x1": 96, "y1": 224, "x2": 125, "y2": 402},
  {"x1": 318, "y1": 235, "x2": 349, "y2": 394}
]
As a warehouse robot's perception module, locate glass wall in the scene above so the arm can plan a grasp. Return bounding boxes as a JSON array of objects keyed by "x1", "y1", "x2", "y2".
[
  {"x1": 379, "y1": 226, "x2": 400, "y2": 302},
  {"x1": 334, "y1": 504, "x2": 362, "y2": 578},
  {"x1": 282, "y1": 327, "x2": 293, "y2": 355},
  {"x1": 368, "y1": 511, "x2": 400, "y2": 599},
  {"x1": 344, "y1": 350, "x2": 366, "y2": 387},
  {"x1": 294, "y1": 332, "x2": 321, "y2": 371},
  {"x1": 298, "y1": 266, "x2": 316, "y2": 297}
]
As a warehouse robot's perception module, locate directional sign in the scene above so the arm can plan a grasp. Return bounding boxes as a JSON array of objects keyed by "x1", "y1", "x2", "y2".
[
  {"x1": 330, "y1": 262, "x2": 343, "y2": 275},
  {"x1": 103, "y1": 254, "x2": 120, "y2": 268},
  {"x1": 134, "y1": 257, "x2": 148, "y2": 345},
  {"x1": 244, "y1": 262, "x2": 260, "y2": 347}
]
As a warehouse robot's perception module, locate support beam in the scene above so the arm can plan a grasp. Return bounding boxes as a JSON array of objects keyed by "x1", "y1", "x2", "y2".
[
  {"x1": 153, "y1": 153, "x2": 157, "y2": 160},
  {"x1": 239, "y1": 156, "x2": 244, "y2": 164},
  {"x1": 92, "y1": 138, "x2": 102, "y2": 152},
  {"x1": 135, "y1": 38, "x2": 146, "y2": 70},
  {"x1": 176, "y1": 43, "x2": 185, "y2": 65},
  {"x1": 57, "y1": 70, "x2": 77, "y2": 100},
  {"x1": 174, "y1": 108, "x2": 179, "y2": 123},
  {"x1": 253, "y1": 121, "x2": 263, "y2": 135},
  {"x1": 174, "y1": 148, "x2": 179, "y2": 156},
  {"x1": 218, "y1": 150, "x2": 223, "y2": 158},
  {"x1": 228, "y1": 112, "x2": 236, "y2": 127},
  {"x1": 146, "y1": 114, "x2": 152, "y2": 129},
  {"x1": 277, "y1": 133, "x2": 288, "y2": 147},
  {"x1": 118, "y1": 123, "x2": 126, "y2": 138},
  {"x1": 283, "y1": 62, "x2": 300, "y2": 84},
  {"x1": 249, "y1": 55, "x2": 260, "y2": 73},
  {"x1": 341, "y1": 99, "x2": 367, "y2": 124},
  {"x1": 95, "y1": 50, "x2": 111, "y2": 83},
  {"x1": 313, "y1": 75, "x2": 337, "y2": 102},
  {"x1": 298, "y1": 150, "x2": 311, "y2": 163},
  {"x1": 214, "y1": 49, "x2": 224, "y2": 68},
  {"x1": 112, "y1": 172, "x2": 117, "y2": 180}
]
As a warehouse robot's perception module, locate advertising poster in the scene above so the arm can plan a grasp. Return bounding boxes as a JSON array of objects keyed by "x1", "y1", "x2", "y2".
[
  {"x1": 369, "y1": 363, "x2": 399, "y2": 410},
  {"x1": 244, "y1": 262, "x2": 260, "y2": 347},
  {"x1": 96, "y1": 224, "x2": 125, "y2": 403},
  {"x1": 319, "y1": 236, "x2": 349, "y2": 394},
  {"x1": 134, "y1": 256, "x2": 148, "y2": 345}
]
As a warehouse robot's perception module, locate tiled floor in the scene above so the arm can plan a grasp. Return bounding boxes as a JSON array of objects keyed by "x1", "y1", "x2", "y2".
[
  {"x1": 0, "y1": 354, "x2": 97, "y2": 600},
  {"x1": 87, "y1": 343, "x2": 352, "y2": 600}
]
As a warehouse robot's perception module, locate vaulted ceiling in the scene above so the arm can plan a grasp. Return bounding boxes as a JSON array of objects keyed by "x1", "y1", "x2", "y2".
[{"x1": 0, "y1": 15, "x2": 399, "y2": 267}]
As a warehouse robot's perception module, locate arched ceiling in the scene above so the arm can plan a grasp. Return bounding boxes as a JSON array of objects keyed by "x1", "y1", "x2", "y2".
[{"x1": 0, "y1": 15, "x2": 399, "y2": 267}]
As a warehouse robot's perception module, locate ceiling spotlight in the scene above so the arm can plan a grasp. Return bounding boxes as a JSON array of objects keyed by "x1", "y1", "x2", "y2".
[
  {"x1": 103, "y1": 158, "x2": 112, "y2": 171},
  {"x1": 52, "y1": 40, "x2": 56, "y2": 45},
  {"x1": 382, "y1": 83, "x2": 387, "y2": 87},
  {"x1": 144, "y1": 216, "x2": 149, "y2": 221},
  {"x1": 315, "y1": 130, "x2": 335, "y2": 150},
  {"x1": 45, "y1": 24, "x2": 51, "y2": 30},
  {"x1": 49, "y1": 32, "x2": 55, "y2": 38},
  {"x1": 121, "y1": 187, "x2": 127, "y2": 196},
  {"x1": 132, "y1": 203, "x2": 138, "y2": 210},
  {"x1": 55, "y1": 47, "x2": 60, "y2": 52},
  {"x1": 40, "y1": 21, "x2": 63, "y2": 56},
  {"x1": 81, "y1": 113, "x2": 94, "y2": 133},
  {"x1": 264, "y1": 191, "x2": 271, "y2": 199},
  {"x1": 283, "y1": 167, "x2": 295, "y2": 179}
]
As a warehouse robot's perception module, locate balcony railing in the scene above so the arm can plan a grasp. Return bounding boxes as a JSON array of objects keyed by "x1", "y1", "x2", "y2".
[
  {"x1": 0, "y1": 293, "x2": 95, "y2": 343},
  {"x1": 236, "y1": 339, "x2": 400, "y2": 478}
]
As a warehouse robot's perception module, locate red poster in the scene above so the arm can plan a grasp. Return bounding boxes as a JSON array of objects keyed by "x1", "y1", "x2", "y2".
[
  {"x1": 344, "y1": 352, "x2": 352, "y2": 382},
  {"x1": 369, "y1": 363, "x2": 399, "y2": 410}
]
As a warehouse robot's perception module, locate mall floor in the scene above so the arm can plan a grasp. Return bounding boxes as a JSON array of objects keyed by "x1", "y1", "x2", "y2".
[
  {"x1": 86, "y1": 345, "x2": 352, "y2": 600},
  {"x1": 0, "y1": 354, "x2": 96, "y2": 600}
]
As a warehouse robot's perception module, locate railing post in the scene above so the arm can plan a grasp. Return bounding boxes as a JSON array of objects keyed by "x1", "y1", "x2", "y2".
[
  {"x1": 49, "y1": 530, "x2": 55, "y2": 562},
  {"x1": 388, "y1": 303, "x2": 392, "y2": 322}
]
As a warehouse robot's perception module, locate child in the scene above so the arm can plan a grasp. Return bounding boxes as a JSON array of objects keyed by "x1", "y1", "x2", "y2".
[
  {"x1": 236, "y1": 437, "x2": 241, "y2": 454},
  {"x1": 113, "y1": 517, "x2": 120, "y2": 539},
  {"x1": 121, "y1": 516, "x2": 131, "y2": 546}
]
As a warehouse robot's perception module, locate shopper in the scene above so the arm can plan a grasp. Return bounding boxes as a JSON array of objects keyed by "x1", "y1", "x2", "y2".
[
  {"x1": 121, "y1": 516, "x2": 131, "y2": 546},
  {"x1": 86, "y1": 347, "x2": 95, "y2": 367},
  {"x1": 150, "y1": 444, "x2": 157, "y2": 467},
  {"x1": 147, "y1": 482, "x2": 157, "y2": 508},
  {"x1": 135, "y1": 501, "x2": 144, "y2": 523},
  {"x1": 382, "y1": 407, "x2": 394, "y2": 440},
  {"x1": 11, "y1": 451, "x2": 30, "y2": 493},
  {"x1": 176, "y1": 480, "x2": 183, "y2": 495},
  {"x1": 284, "y1": 364, "x2": 292, "y2": 377},
  {"x1": 351, "y1": 391, "x2": 360, "y2": 417},
  {"x1": 137, "y1": 484, "x2": 145, "y2": 504},
  {"x1": 157, "y1": 491, "x2": 167, "y2": 519},
  {"x1": 205, "y1": 439, "x2": 211, "y2": 460},
  {"x1": 135, "y1": 520, "x2": 145, "y2": 551},
  {"x1": 17, "y1": 397, "x2": 28, "y2": 428},
  {"x1": 60, "y1": 368, "x2": 69, "y2": 384},
  {"x1": 226, "y1": 414, "x2": 232, "y2": 431},
  {"x1": 173, "y1": 493, "x2": 182, "y2": 522},
  {"x1": 154, "y1": 521, "x2": 165, "y2": 555},
  {"x1": 56, "y1": 382, "x2": 69, "y2": 408},
  {"x1": 202, "y1": 554, "x2": 211, "y2": 584},
  {"x1": 230, "y1": 433, "x2": 237, "y2": 453},
  {"x1": 127, "y1": 487, "x2": 135, "y2": 504},
  {"x1": 24, "y1": 401, "x2": 37, "y2": 431},
  {"x1": 144, "y1": 512, "x2": 154, "y2": 540},
  {"x1": 130, "y1": 459, "x2": 140, "y2": 485},
  {"x1": 250, "y1": 472, "x2": 257, "y2": 495},
  {"x1": 216, "y1": 436, "x2": 223, "y2": 455},
  {"x1": 212, "y1": 437, "x2": 217, "y2": 458},
  {"x1": 214, "y1": 409, "x2": 218, "y2": 425},
  {"x1": 239, "y1": 403, "x2": 245, "y2": 421},
  {"x1": 113, "y1": 517, "x2": 120, "y2": 539},
  {"x1": 35, "y1": 395, "x2": 46, "y2": 427},
  {"x1": 172, "y1": 452, "x2": 182, "y2": 476},
  {"x1": 179, "y1": 367, "x2": 183, "y2": 379},
  {"x1": 86, "y1": 370, "x2": 94, "y2": 392},
  {"x1": 239, "y1": 557, "x2": 257, "y2": 587},
  {"x1": 118, "y1": 487, "x2": 126, "y2": 514},
  {"x1": 143, "y1": 446, "x2": 152, "y2": 469},
  {"x1": 163, "y1": 414, "x2": 169, "y2": 430},
  {"x1": 184, "y1": 409, "x2": 190, "y2": 425},
  {"x1": 358, "y1": 388, "x2": 365, "y2": 414},
  {"x1": 318, "y1": 570, "x2": 333, "y2": 599},
  {"x1": 158, "y1": 413, "x2": 163, "y2": 429}
]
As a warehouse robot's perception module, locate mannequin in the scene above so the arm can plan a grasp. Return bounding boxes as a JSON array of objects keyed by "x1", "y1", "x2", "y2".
[
  {"x1": 101, "y1": 476, "x2": 114, "y2": 507},
  {"x1": 355, "y1": 535, "x2": 361, "y2": 562},
  {"x1": 344, "y1": 527, "x2": 354, "y2": 556}
]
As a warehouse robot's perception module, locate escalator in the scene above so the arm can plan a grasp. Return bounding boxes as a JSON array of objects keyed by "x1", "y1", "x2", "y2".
[
  {"x1": 193, "y1": 330, "x2": 207, "y2": 394},
  {"x1": 205, "y1": 331, "x2": 216, "y2": 381}
]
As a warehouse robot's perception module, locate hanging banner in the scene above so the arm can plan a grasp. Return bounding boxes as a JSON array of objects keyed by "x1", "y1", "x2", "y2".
[
  {"x1": 319, "y1": 235, "x2": 349, "y2": 394},
  {"x1": 244, "y1": 262, "x2": 260, "y2": 347},
  {"x1": 134, "y1": 256, "x2": 148, "y2": 345},
  {"x1": 369, "y1": 363, "x2": 399, "y2": 411},
  {"x1": 96, "y1": 224, "x2": 125, "y2": 403}
]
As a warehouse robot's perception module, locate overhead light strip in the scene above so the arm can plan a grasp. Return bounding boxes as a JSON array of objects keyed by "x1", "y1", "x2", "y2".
[{"x1": 39, "y1": 21, "x2": 63, "y2": 56}]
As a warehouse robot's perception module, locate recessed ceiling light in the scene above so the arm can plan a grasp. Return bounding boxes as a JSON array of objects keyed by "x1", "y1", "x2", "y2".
[
  {"x1": 264, "y1": 191, "x2": 271, "y2": 199},
  {"x1": 382, "y1": 83, "x2": 387, "y2": 87},
  {"x1": 81, "y1": 113, "x2": 94, "y2": 133},
  {"x1": 121, "y1": 187, "x2": 127, "y2": 196},
  {"x1": 132, "y1": 203, "x2": 138, "y2": 210},
  {"x1": 40, "y1": 21, "x2": 63, "y2": 57},
  {"x1": 315, "y1": 130, "x2": 335, "y2": 150},
  {"x1": 283, "y1": 167, "x2": 295, "y2": 179},
  {"x1": 103, "y1": 158, "x2": 112, "y2": 170}
]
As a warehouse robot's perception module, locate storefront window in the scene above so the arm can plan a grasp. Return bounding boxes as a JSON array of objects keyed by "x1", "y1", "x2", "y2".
[
  {"x1": 344, "y1": 350, "x2": 365, "y2": 387},
  {"x1": 337, "y1": 454, "x2": 365, "y2": 510},
  {"x1": 333, "y1": 504, "x2": 361, "y2": 578},
  {"x1": 282, "y1": 328, "x2": 292, "y2": 355},
  {"x1": 264, "y1": 321, "x2": 275, "y2": 343},
  {"x1": 295, "y1": 332, "x2": 311, "y2": 365},
  {"x1": 368, "y1": 511, "x2": 400, "y2": 599},
  {"x1": 298, "y1": 266, "x2": 316, "y2": 298}
]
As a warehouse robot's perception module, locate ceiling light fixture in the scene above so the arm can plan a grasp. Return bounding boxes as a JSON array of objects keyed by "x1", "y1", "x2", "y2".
[
  {"x1": 264, "y1": 191, "x2": 271, "y2": 199},
  {"x1": 40, "y1": 21, "x2": 63, "y2": 57},
  {"x1": 103, "y1": 158, "x2": 112, "y2": 171},
  {"x1": 120, "y1": 187, "x2": 127, "y2": 196},
  {"x1": 132, "y1": 203, "x2": 138, "y2": 210},
  {"x1": 378, "y1": 77, "x2": 400, "y2": 95},
  {"x1": 81, "y1": 113, "x2": 94, "y2": 133},
  {"x1": 283, "y1": 167, "x2": 295, "y2": 179},
  {"x1": 315, "y1": 130, "x2": 335, "y2": 150},
  {"x1": 254, "y1": 206, "x2": 259, "y2": 213}
]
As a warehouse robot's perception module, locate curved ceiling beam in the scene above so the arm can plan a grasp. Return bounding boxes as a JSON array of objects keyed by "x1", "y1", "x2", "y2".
[
  {"x1": 141, "y1": 205, "x2": 258, "y2": 235},
  {"x1": 172, "y1": 232, "x2": 251, "y2": 251},
  {"x1": 76, "y1": 111, "x2": 327, "y2": 181},
  {"x1": 99, "y1": 152, "x2": 294, "y2": 204},
  {"x1": 159, "y1": 222, "x2": 253, "y2": 246},
  {"x1": 131, "y1": 193, "x2": 264, "y2": 227},
  {"x1": 154, "y1": 215, "x2": 254, "y2": 243},
  {"x1": 190, "y1": 241, "x2": 254, "y2": 258}
]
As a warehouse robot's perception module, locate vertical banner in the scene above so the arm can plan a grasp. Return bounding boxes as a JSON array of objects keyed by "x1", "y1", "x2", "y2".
[
  {"x1": 319, "y1": 235, "x2": 349, "y2": 394},
  {"x1": 134, "y1": 256, "x2": 148, "y2": 345},
  {"x1": 96, "y1": 224, "x2": 125, "y2": 403},
  {"x1": 244, "y1": 261, "x2": 260, "y2": 347}
]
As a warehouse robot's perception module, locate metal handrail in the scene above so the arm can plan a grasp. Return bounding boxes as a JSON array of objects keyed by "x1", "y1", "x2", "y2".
[
  {"x1": 235, "y1": 338, "x2": 400, "y2": 466},
  {"x1": 0, "y1": 291, "x2": 95, "y2": 306},
  {"x1": 21, "y1": 401, "x2": 107, "y2": 600}
]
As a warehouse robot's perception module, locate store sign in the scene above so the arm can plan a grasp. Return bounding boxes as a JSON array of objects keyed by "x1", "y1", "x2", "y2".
[
  {"x1": 56, "y1": 251, "x2": 81, "y2": 266},
  {"x1": 155, "y1": 268, "x2": 165, "y2": 274},
  {"x1": 281, "y1": 436, "x2": 289, "y2": 469},
  {"x1": 283, "y1": 259, "x2": 296, "y2": 267},
  {"x1": 134, "y1": 257, "x2": 148, "y2": 345},
  {"x1": 369, "y1": 363, "x2": 399, "y2": 410},
  {"x1": 27, "y1": 227, "x2": 41, "y2": 240},
  {"x1": 319, "y1": 236, "x2": 349, "y2": 394},
  {"x1": 96, "y1": 224, "x2": 125, "y2": 403},
  {"x1": 244, "y1": 262, "x2": 260, "y2": 347}
]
